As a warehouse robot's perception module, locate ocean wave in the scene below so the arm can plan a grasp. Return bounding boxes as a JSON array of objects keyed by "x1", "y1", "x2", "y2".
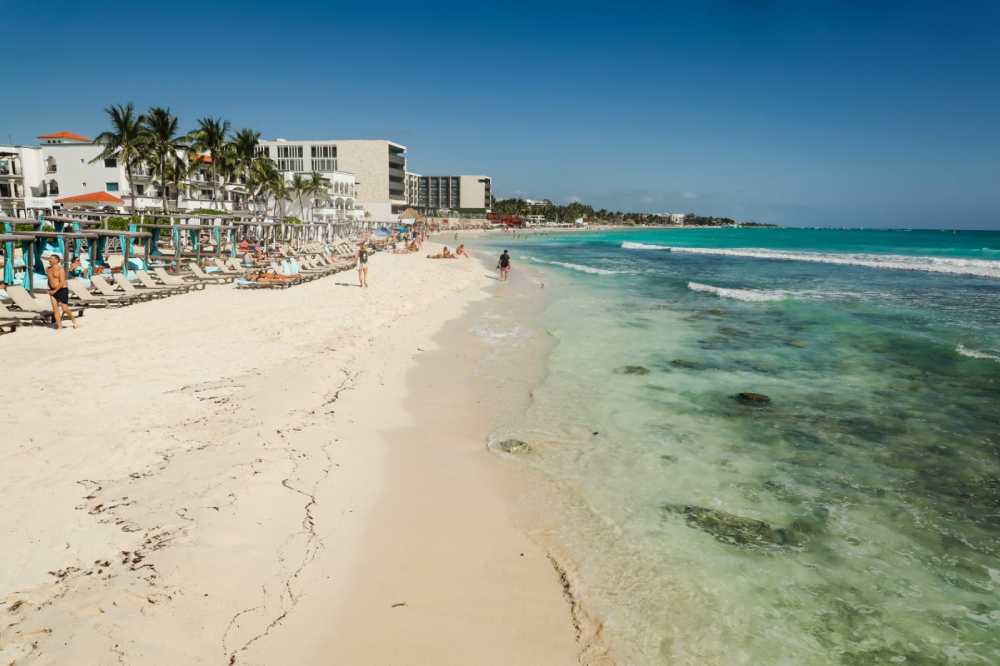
[
  {"x1": 687, "y1": 282, "x2": 790, "y2": 302},
  {"x1": 956, "y1": 345, "x2": 1000, "y2": 363},
  {"x1": 621, "y1": 241, "x2": 672, "y2": 251},
  {"x1": 649, "y1": 246, "x2": 1000, "y2": 279},
  {"x1": 523, "y1": 256, "x2": 632, "y2": 275}
]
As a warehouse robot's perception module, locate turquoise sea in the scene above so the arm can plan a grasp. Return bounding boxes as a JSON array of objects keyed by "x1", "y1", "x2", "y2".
[{"x1": 480, "y1": 228, "x2": 1000, "y2": 665}]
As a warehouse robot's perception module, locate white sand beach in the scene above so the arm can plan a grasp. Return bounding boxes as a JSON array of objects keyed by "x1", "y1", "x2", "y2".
[{"x1": 0, "y1": 246, "x2": 582, "y2": 665}]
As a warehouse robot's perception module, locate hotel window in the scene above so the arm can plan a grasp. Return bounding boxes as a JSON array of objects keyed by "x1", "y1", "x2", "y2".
[
  {"x1": 106, "y1": 182, "x2": 119, "y2": 192},
  {"x1": 49, "y1": 180, "x2": 59, "y2": 195},
  {"x1": 135, "y1": 184, "x2": 145, "y2": 196},
  {"x1": 275, "y1": 145, "x2": 304, "y2": 172},
  {"x1": 310, "y1": 145, "x2": 337, "y2": 172},
  {"x1": 201, "y1": 189, "x2": 212, "y2": 198},
  {"x1": 104, "y1": 158, "x2": 118, "y2": 168}
]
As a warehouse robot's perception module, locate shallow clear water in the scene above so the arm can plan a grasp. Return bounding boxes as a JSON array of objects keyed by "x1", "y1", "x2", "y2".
[{"x1": 478, "y1": 229, "x2": 1000, "y2": 665}]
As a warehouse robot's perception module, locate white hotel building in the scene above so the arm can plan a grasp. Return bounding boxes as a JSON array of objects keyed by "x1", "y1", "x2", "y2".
[
  {"x1": 4, "y1": 132, "x2": 490, "y2": 222},
  {"x1": 0, "y1": 131, "x2": 251, "y2": 216}
]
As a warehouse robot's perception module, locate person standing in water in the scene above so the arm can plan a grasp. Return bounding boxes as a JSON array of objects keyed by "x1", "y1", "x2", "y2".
[
  {"x1": 46, "y1": 254, "x2": 77, "y2": 330},
  {"x1": 356, "y1": 241, "x2": 369, "y2": 287},
  {"x1": 497, "y1": 249, "x2": 511, "y2": 281}
]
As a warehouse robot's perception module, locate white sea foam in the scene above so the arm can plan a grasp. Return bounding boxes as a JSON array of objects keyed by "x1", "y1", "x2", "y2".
[
  {"x1": 687, "y1": 281, "x2": 790, "y2": 302},
  {"x1": 621, "y1": 241, "x2": 672, "y2": 251},
  {"x1": 956, "y1": 345, "x2": 1000, "y2": 363},
  {"x1": 639, "y1": 246, "x2": 1000, "y2": 279},
  {"x1": 524, "y1": 256, "x2": 631, "y2": 275}
]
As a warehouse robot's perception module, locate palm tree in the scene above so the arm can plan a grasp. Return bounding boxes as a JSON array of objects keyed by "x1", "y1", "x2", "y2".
[
  {"x1": 165, "y1": 155, "x2": 191, "y2": 212},
  {"x1": 248, "y1": 157, "x2": 279, "y2": 214},
  {"x1": 229, "y1": 128, "x2": 261, "y2": 212},
  {"x1": 269, "y1": 174, "x2": 290, "y2": 218},
  {"x1": 91, "y1": 102, "x2": 147, "y2": 214},
  {"x1": 190, "y1": 117, "x2": 230, "y2": 209},
  {"x1": 307, "y1": 171, "x2": 328, "y2": 222},
  {"x1": 143, "y1": 107, "x2": 188, "y2": 214},
  {"x1": 289, "y1": 173, "x2": 308, "y2": 221}
]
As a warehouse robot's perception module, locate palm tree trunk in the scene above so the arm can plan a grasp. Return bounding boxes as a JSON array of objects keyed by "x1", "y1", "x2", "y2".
[
  {"x1": 161, "y1": 156, "x2": 168, "y2": 214},
  {"x1": 127, "y1": 164, "x2": 137, "y2": 214}
]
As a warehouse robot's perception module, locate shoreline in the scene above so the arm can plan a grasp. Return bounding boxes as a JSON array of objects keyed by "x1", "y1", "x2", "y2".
[{"x1": 0, "y1": 246, "x2": 585, "y2": 664}]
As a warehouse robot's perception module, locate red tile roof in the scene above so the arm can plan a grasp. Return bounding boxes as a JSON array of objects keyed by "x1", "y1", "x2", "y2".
[
  {"x1": 37, "y1": 131, "x2": 91, "y2": 142},
  {"x1": 55, "y1": 191, "x2": 124, "y2": 205},
  {"x1": 189, "y1": 153, "x2": 213, "y2": 164}
]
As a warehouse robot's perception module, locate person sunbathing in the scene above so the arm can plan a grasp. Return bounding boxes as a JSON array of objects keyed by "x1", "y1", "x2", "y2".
[
  {"x1": 455, "y1": 244, "x2": 470, "y2": 258},
  {"x1": 426, "y1": 246, "x2": 455, "y2": 259}
]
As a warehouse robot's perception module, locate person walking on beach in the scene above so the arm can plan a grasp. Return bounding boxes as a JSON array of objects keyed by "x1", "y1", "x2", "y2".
[
  {"x1": 356, "y1": 241, "x2": 370, "y2": 287},
  {"x1": 497, "y1": 250, "x2": 511, "y2": 281},
  {"x1": 46, "y1": 254, "x2": 77, "y2": 330}
]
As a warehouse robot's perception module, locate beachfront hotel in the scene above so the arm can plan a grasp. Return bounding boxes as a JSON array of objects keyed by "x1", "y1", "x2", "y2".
[
  {"x1": 3, "y1": 131, "x2": 491, "y2": 222},
  {"x1": 404, "y1": 172, "x2": 493, "y2": 214},
  {"x1": 0, "y1": 131, "x2": 254, "y2": 216},
  {"x1": 257, "y1": 139, "x2": 407, "y2": 220}
]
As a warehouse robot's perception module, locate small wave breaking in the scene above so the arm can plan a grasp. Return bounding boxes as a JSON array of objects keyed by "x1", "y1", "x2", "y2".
[
  {"x1": 627, "y1": 245, "x2": 1000, "y2": 279},
  {"x1": 524, "y1": 256, "x2": 632, "y2": 276},
  {"x1": 621, "y1": 241, "x2": 671, "y2": 251},
  {"x1": 956, "y1": 345, "x2": 1000, "y2": 363},
  {"x1": 687, "y1": 282, "x2": 789, "y2": 302}
]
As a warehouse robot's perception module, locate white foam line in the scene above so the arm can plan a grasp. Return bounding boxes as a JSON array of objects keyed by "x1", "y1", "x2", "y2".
[
  {"x1": 956, "y1": 345, "x2": 1000, "y2": 363},
  {"x1": 687, "y1": 281, "x2": 789, "y2": 302},
  {"x1": 633, "y1": 245, "x2": 1000, "y2": 279}
]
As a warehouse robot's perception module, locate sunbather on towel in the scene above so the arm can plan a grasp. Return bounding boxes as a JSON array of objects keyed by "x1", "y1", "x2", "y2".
[{"x1": 427, "y1": 246, "x2": 457, "y2": 260}]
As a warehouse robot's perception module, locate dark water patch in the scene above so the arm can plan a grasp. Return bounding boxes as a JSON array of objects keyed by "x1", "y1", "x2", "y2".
[
  {"x1": 718, "y1": 326, "x2": 752, "y2": 337},
  {"x1": 662, "y1": 503, "x2": 821, "y2": 549},
  {"x1": 617, "y1": 365, "x2": 651, "y2": 376}
]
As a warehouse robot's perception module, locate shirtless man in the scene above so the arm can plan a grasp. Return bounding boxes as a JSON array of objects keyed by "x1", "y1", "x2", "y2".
[{"x1": 46, "y1": 254, "x2": 77, "y2": 330}]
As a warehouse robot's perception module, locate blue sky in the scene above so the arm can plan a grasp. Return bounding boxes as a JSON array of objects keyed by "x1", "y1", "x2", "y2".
[{"x1": 2, "y1": 0, "x2": 998, "y2": 228}]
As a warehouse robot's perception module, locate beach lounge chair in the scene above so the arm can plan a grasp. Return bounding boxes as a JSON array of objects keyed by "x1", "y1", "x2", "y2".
[
  {"x1": 92, "y1": 275, "x2": 153, "y2": 302},
  {"x1": 0, "y1": 319, "x2": 18, "y2": 335},
  {"x1": 114, "y1": 273, "x2": 171, "y2": 299},
  {"x1": 0, "y1": 302, "x2": 51, "y2": 325},
  {"x1": 213, "y1": 258, "x2": 241, "y2": 275},
  {"x1": 135, "y1": 270, "x2": 193, "y2": 295},
  {"x1": 189, "y1": 263, "x2": 234, "y2": 284},
  {"x1": 5, "y1": 285, "x2": 86, "y2": 318},
  {"x1": 153, "y1": 266, "x2": 206, "y2": 290},
  {"x1": 67, "y1": 278, "x2": 132, "y2": 307}
]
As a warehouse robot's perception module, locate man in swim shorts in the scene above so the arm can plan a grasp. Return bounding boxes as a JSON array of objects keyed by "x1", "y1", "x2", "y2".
[
  {"x1": 498, "y1": 250, "x2": 511, "y2": 281},
  {"x1": 46, "y1": 254, "x2": 77, "y2": 330}
]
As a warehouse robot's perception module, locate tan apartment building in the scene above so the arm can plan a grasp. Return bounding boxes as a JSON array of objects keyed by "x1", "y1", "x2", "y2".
[
  {"x1": 258, "y1": 138, "x2": 407, "y2": 219},
  {"x1": 405, "y1": 173, "x2": 492, "y2": 213}
]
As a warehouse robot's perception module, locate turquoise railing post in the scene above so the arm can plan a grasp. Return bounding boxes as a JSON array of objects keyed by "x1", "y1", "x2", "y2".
[
  {"x1": 2, "y1": 219, "x2": 13, "y2": 284},
  {"x1": 22, "y1": 240, "x2": 33, "y2": 288},
  {"x1": 72, "y1": 221, "x2": 82, "y2": 264},
  {"x1": 230, "y1": 228, "x2": 237, "y2": 258},
  {"x1": 150, "y1": 227, "x2": 162, "y2": 255}
]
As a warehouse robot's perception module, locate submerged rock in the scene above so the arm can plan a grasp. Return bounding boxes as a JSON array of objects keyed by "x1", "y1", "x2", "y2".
[
  {"x1": 787, "y1": 339, "x2": 808, "y2": 348},
  {"x1": 495, "y1": 439, "x2": 531, "y2": 454},
  {"x1": 663, "y1": 504, "x2": 799, "y2": 547},
  {"x1": 718, "y1": 326, "x2": 751, "y2": 337},
  {"x1": 735, "y1": 392, "x2": 771, "y2": 405},
  {"x1": 670, "y1": 359, "x2": 705, "y2": 370},
  {"x1": 619, "y1": 365, "x2": 651, "y2": 376}
]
